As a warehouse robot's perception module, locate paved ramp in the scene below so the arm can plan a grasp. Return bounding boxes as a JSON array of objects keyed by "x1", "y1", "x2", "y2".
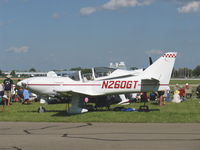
[{"x1": 0, "y1": 122, "x2": 200, "y2": 150}]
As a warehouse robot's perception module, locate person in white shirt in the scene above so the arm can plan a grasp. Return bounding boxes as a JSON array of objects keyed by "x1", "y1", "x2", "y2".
[
  {"x1": 0, "y1": 83, "x2": 4, "y2": 97},
  {"x1": 172, "y1": 90, "x2": 181, "y2": 103}
]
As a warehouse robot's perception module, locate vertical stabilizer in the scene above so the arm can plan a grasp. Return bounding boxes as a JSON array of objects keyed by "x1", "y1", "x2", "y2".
[{"x1": 142, "y1": 52, "x2": 177, "y2": 84}]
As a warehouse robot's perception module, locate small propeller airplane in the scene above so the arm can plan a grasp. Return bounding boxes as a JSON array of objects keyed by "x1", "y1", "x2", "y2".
[{"x1": 17, "y1": 52, "x2": 177, "y2": 114}]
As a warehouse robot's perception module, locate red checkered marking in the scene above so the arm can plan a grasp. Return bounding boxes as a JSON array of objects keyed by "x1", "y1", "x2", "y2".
[{"x1": 162, "y1": 53, "x2": 176, "y2": 58}]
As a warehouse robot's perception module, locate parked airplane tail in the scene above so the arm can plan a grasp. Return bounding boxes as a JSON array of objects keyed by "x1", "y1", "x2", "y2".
[{"x1": 142, "y1": 52, "x2": 177, "y2": 86}]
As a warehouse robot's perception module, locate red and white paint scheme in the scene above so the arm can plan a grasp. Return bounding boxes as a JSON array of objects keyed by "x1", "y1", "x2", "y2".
[
  {"x1": 162, "y1": 53, "x2": 177, "y2": 58},
  {"x1": 17, "y1": 52, "x2": 177, "y2": 114}
]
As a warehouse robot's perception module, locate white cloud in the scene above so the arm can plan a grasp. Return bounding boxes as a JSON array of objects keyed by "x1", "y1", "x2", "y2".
[
  {"x1": 80, "y1": 7, "x2": 97, "y2": 16},
  {"x1": 52, "y1": 13, "x2": 62, "y2": 19},
  {"x1": 178, "y1": 1, "x2": 200, "y2": 13},
  {"x1": 6, "y1": 46, "x2": 30, "y2": 53},
  {"x1": 102, "y1": 0, "x2": 153, "y2": 10},
  {"x1": 80, "y1": 0, "x2": 154, "y2": 15},
  {"x1": 145, "y1": 49, "x2": 163, "y2": 55}
]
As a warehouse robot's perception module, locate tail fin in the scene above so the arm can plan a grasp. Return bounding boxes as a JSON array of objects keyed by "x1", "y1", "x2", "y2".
[{"x1": 142, "y1": 52, "x2": 177, "y2": 84}]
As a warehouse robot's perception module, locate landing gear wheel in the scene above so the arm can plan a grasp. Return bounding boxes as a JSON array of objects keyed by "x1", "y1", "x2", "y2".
[{"x1": 38, "y1": 106, "x2": 46, "y2": 113}]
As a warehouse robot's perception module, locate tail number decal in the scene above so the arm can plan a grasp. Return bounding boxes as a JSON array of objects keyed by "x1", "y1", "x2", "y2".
[{"x1": 102, "y1": 80, "x2": 138, "y2": 89}]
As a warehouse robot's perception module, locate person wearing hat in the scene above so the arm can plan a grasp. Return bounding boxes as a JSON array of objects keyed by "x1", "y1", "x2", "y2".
[
  {"x1": 3, "y1": 74, "x2": 13, "y2": 106},
  {"x1": 1, "y1": 95, "x2": 8, "y2": 112},
  {"x1": 185, "y1": 83, "x2": 192, "y2": 99}
]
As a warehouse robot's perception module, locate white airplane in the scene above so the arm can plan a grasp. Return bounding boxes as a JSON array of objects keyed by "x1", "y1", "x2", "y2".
[{"x1": 17, "y1": 52, "x2": 177, "y2": 114}]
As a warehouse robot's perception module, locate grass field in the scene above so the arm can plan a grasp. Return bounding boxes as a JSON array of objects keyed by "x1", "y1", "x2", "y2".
[
  {"x1": 1, "y1": 98, "x2": 200, "y2": 123},
  {"x1": 170, "y1": 80, "x2": 200, "y2": 85}
]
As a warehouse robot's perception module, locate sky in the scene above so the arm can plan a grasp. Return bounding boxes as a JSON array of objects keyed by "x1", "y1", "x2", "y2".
[{"x1": 0, "y1": 0, "x2": 200, "y2": 71}]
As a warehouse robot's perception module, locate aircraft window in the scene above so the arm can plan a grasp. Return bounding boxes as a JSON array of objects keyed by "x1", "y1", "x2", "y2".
[
  {"x1": 94, "y1": 67, "x2": 116, "y2": 78},
  {"x1": 68, "y1": 73, "x2": 80, "y2": 81},
  {"x1": 55, "y1": 71, "x2": 81, "y2": 81},
  {"x1": 82, "y1": 73, "x2": 92, "y2": 80}
]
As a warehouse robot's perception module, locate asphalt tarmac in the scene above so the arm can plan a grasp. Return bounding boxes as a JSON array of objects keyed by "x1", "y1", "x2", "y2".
[{"x1": 0, "y1": 122, "x2": 200, "y2": 150}]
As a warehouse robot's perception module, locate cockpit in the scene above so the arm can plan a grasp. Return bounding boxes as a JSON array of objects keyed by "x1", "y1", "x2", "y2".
[{"x1": 55, "y1": 67, "x2": 116, "y2": 81}]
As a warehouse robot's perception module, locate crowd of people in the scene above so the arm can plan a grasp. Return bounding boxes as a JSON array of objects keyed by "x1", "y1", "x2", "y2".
[
  {"x1": 0, "y1": 75, "x2": 32, "y2": 112},
  {"x1": 130, "y1": 89, "x2": 170, "y2": 106},
  {"x1": 172, "y1": 83, "x2": 193, "y2": 103},
  {"x1": 129, "y1": 83, "x2": 194, "y2": 106}
]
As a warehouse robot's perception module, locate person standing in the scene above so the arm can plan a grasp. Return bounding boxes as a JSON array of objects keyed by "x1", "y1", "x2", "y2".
[
  {"x1": 3, "y1": 74, "x2": 13, "y2": 106},
  {"x1": 185, "y1": 83, "x2": 192, "y2": 99},
  {"x1": 163, "y1": 88, "x2": 171, "y2": 103},
  {"x1": 158, "y1": 90, "x2": 164, "y2": 106}
]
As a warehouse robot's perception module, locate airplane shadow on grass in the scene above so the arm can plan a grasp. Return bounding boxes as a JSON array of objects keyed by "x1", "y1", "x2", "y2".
[
  {"x1": 50, "y1": 108, "x2": 160, "y2": 117},
  {"x1": 19, "y1": 110, "x2": 70, "y2": 116},
  {"x1": 19, "y1": 106, "x2": 160, "y2": 117}
]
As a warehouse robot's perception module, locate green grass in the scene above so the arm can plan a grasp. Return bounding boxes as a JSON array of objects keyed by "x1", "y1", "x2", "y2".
[
  {"x1": 1, "y1": 99, "x2": 200, "y2": 123},
  {"x1": 170, "y1": 80, "x2": 200, "y2": 85}
]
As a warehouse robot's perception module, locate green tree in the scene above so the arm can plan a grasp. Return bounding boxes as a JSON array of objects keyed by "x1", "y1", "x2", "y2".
[
  {"x1": 29, "y1": 68, "x2": 36, "y2": 72},
  {"x1": 172, "y1": 67, "x2": 193, "y2": 78},
  {"x1": 10, "y1": 70, "x2": 16, "y2": 77},
  {"x1": 70, "y1": 67, "x2": 91, "y2": 74},
  {"x1": 193, "y1": 65, "x2": 200, "y2": 77},
  {"x1": 0, "y1": 70, "x2": 3, "y2": 76},
  {"x1": 70, "y1": 67, "x2": 82, "y2": 71},
  {"x1": 81, "y1": 68, "x2": 92, "y2": 74}
]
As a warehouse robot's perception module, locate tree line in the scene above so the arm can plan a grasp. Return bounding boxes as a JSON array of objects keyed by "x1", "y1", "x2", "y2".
[{"x1": 171, "y1": 66, "x2": 200, "y2": 78}]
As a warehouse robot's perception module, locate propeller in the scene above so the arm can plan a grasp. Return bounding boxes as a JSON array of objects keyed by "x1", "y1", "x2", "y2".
[{"x1": 149, "y1": 57, "x2": 153, "y2": 65}]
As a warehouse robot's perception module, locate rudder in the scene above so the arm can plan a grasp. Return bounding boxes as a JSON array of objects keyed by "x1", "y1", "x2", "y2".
[{"x1": 142, "y1": 52, "x2": 177, "y2": 85}]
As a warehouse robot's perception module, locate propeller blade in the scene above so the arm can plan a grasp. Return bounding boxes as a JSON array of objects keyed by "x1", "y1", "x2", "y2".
[{"x1": 149, "y1": 57, "x2": 153, "y2": 65}]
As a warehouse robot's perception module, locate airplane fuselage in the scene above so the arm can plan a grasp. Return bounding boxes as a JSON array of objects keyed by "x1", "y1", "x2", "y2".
[{"x1": 19, "y1": 76, "x2": 162, "y2": 97}]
